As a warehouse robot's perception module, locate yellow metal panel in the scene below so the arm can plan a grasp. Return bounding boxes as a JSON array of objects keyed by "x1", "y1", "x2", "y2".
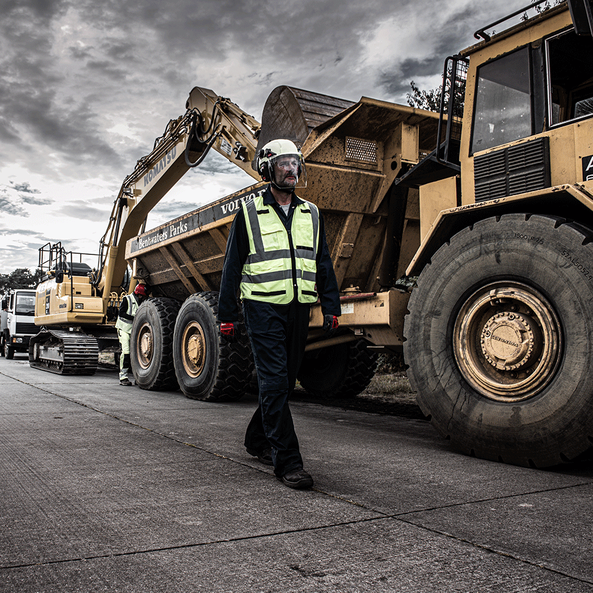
[
  {"x1": 309, "y1": 290, "x2": 410, "y2": 347},
  {"x1": 461, "y1": 7, "x2": 572, "y2": 61},
  {"x1": 35, "y1": 275, "x2": 104, "y2": 326},
  {"x1": 400, "y1": 123, "x2": 420, "y2": 164},
  {"x1": 462, "y1": 117, "x2": 593, "y2": 205},
  {"x1": 419, "y1": 177, "x2": 458, "y2": 241},
  {"x1": 407, "y1": 183, "x2": 593, "y2": 277},
  {"x1": 458, "y1": 7, "x2": 574, "y2": 206},
  {"x1": 574, "y1": 119, "x2": 593, "y2": 184},
  {"x1": 331, "y1": 213, "x2": 364, "y2": 286}
]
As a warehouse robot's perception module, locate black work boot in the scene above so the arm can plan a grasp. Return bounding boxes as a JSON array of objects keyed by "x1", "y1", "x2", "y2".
[{"x1": 278, "y1": 469, "x2": 313, "y2": 489}]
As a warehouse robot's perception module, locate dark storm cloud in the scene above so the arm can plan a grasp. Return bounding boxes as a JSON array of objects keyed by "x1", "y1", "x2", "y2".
[
  {"x1": 0, "y1": 85, "x2": 121, "y2": 169},
  {"x1": 0, "y1": 0, "x2": 122, "y2": 173},
  {"x1": 68, "y1": 45, "x2": 94, "y2": 60},
  {"x1": 0, "y1": 116, "x2": 20, "y2": 143},
  {"x1": 376, "y1": 2, "x2": 486, "y2": 98},
  {"x1": 74, "y1": 0, "x2": 237, "y2": 61},
  {"x1": 0, "y1": 0, "x2": 532, "y2": 179},
  {"x1": 87, "y1": 60, "x2": 128, "y2": 81},
  {"x1": 76, "y1": 0, "x2": 397, "y2": 101},
  {"x1": 103, "y1": 40, "x2": 137, "y2": 62},
  {"x1": 0, "y1": 0, "x2": 67, "y2": 20}
]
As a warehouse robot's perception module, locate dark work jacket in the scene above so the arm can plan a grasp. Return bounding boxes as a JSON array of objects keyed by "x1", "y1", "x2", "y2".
[{"x1": 217, "y1": 186, "x2": 341, "y2": 322}]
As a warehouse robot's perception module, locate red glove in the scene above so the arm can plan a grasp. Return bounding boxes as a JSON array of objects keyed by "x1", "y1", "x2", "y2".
[
  {"x1": 323, "y1": 315, "x2": 339, "y2": 332},
  {"x1": 220, "y1": 323, "x2": 239, "y2": 344},
  {"x1": 220, "y1": 322, "x2": 235, "y2": 338}
]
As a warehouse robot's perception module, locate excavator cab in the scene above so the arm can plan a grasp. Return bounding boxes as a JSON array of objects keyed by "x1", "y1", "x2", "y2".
[
  {"x1": 38, "y1": 242, "x2": 92, "y2": 280},
  {"x1": 34, "y1": 242, "x2": 104, "y2": 324},
  {"x1": 37, "y1": 243, "x2": 95, "y2": 297}
]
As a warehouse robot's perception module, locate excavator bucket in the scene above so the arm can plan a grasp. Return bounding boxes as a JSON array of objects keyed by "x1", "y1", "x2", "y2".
[{"x1": 257, "y1": 86, "x2": 355, "y2": 153}]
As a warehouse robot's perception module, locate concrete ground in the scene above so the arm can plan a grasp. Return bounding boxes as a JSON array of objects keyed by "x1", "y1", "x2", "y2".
[{"x1": 1, "y1": 354, "x2": 592, "y2": 592}]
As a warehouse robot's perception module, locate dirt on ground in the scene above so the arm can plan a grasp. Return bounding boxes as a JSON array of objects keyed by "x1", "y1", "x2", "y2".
[{"x1": 292, "y1": 370, "x2": 426, "y2": 420}]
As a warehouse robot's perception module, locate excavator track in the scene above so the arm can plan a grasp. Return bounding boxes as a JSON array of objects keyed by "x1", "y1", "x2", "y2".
[{"x1": 29, "y1": 329, "x2": 99, "y2": 375}]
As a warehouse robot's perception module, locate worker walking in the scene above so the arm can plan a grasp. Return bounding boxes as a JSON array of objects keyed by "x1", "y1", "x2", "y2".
[
  {"x1": 217, "y1": 139, "x2": 340, "y2": 489},
  {"x1": 115, "y1": 283, "x2": 148, "y2": 386}
]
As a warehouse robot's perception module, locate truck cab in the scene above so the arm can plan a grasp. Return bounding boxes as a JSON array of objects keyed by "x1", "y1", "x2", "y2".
[
  {"x1": 1, "y1": 290, "x2": 37, "y2": 359},
  {"x1": 404, "y1": 1, "x2": 593, "y2": 264}
]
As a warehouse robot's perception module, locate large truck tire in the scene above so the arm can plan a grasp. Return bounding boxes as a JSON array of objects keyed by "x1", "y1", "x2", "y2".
[
  {"x1": 131, "y1": 297, "x2": 180, "y2": 391},
  {"x1": 4, "y1": 340, "x2": 14, "y2": 360},
  {"x1": 298, "y1": 339, "x2": 378, "y2": 399},
  {"x1": 404, "y1": 213, "x2": 593, "y2": 468},
  {"x1": 173, "y1": 292, "x2": 254, "y2": 401}
]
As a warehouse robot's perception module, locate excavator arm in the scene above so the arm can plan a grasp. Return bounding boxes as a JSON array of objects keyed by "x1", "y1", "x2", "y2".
[{"x1": 95, "y1": 87, "x2": 261, "y2": 295}]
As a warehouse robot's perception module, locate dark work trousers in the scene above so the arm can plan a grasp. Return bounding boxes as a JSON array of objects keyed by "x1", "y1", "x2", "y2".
[{"x1": 242, "y1": 298, "x2": 311, "y2": 477}]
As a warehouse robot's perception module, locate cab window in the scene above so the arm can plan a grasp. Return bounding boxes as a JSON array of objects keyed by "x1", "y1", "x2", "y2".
[
  {"x1": 15, "y1": 294, "x2": 35, "y2": 315},
  {"x1": 546, "y1": 29, "x2": 593, "y2": 125},
  {"x1": 471, "y1": 47, "x2": 531, "y2": 154}
]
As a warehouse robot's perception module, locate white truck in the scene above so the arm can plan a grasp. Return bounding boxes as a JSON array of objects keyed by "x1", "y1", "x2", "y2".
[{"x1": 1, "y1": 290, "x2": 37, "y2": 359}]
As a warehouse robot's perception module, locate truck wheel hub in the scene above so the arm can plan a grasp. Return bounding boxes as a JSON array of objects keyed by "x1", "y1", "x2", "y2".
[
  {"x1": 137, "y1": 324, "x2": 153, "y2": 369},
  {"x1": 481, "y1": 311, "x2": 538, "y2": 371},
  {"x1": 453, "y1": 281, "x2": 561, "y2": 402},
  {"x1": 182, "y1": 322, "x2": 206, "y2": 377}
]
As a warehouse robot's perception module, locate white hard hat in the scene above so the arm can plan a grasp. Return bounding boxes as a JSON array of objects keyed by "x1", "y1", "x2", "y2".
[{"x1": 257, "y1": 139, "x2": 306, "y2": 189}]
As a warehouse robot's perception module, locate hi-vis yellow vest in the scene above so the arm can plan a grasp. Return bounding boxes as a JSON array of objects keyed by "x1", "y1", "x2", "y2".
[
  {"x1": 115, "y1": 294, "x2": 139, "y2": 333},
  {"x1": 240, "y1": 195, "x2": 320, "y2": 304}
]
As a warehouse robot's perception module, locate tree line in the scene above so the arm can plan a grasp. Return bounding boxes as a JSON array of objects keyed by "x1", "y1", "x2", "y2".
[{"x1": 0, "y1": 268, "x2": 43, "y2": 293}]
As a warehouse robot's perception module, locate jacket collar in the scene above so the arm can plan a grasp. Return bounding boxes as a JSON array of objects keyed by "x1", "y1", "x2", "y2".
[{"x1": 262, "y1": 185, "x2": 304, "y2": 206}]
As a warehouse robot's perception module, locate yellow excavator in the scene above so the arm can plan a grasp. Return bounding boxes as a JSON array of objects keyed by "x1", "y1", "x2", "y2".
[{"x1": 30, "y1": 88, "x2": 263, "y2": 374}]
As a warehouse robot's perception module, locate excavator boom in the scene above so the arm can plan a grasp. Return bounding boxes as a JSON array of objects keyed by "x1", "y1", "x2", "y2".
[
  {"x1": 97, "y1": 87, "x2": 261, "y2": 295},
  {"x1": 31, "y1": 87, "x2": 262, "y2": 375}
]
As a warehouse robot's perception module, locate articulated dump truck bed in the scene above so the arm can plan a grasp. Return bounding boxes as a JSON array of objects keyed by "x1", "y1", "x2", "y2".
[{"x1": 125, "y1": 86, "x2": 440, "y2": 348}]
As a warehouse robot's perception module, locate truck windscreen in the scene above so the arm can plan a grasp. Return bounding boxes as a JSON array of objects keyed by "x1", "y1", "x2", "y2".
[{"x1": 16, "y1": 295, "x2": 36, "y2": 315}]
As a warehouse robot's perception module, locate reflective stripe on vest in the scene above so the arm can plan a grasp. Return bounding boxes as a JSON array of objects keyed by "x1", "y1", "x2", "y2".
[
  {"x1": 240, "y1": 195, "x2": 320, "y2": 304},
  {"x1": 115, "y1": 294, "x2": 139, "y2": 332}
]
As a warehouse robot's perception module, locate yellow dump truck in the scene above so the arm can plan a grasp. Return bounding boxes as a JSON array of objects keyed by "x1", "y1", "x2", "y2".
[
  {"x1": 124, "y1": 87, "x2": 439, "y2": 401},
  {"x1": 399, "y1": 0, "x2": 593, "y2": 467}
]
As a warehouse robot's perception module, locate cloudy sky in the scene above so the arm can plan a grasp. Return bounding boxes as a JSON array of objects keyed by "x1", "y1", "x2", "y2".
[{"x1": 0, "y1": 0, "x2": 531, "y2": 273}]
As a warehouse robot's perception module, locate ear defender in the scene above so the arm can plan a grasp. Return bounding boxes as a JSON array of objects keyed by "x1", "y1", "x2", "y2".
[{"x1": 258, "y1": 148, "x2": 274, "y2": 181}]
